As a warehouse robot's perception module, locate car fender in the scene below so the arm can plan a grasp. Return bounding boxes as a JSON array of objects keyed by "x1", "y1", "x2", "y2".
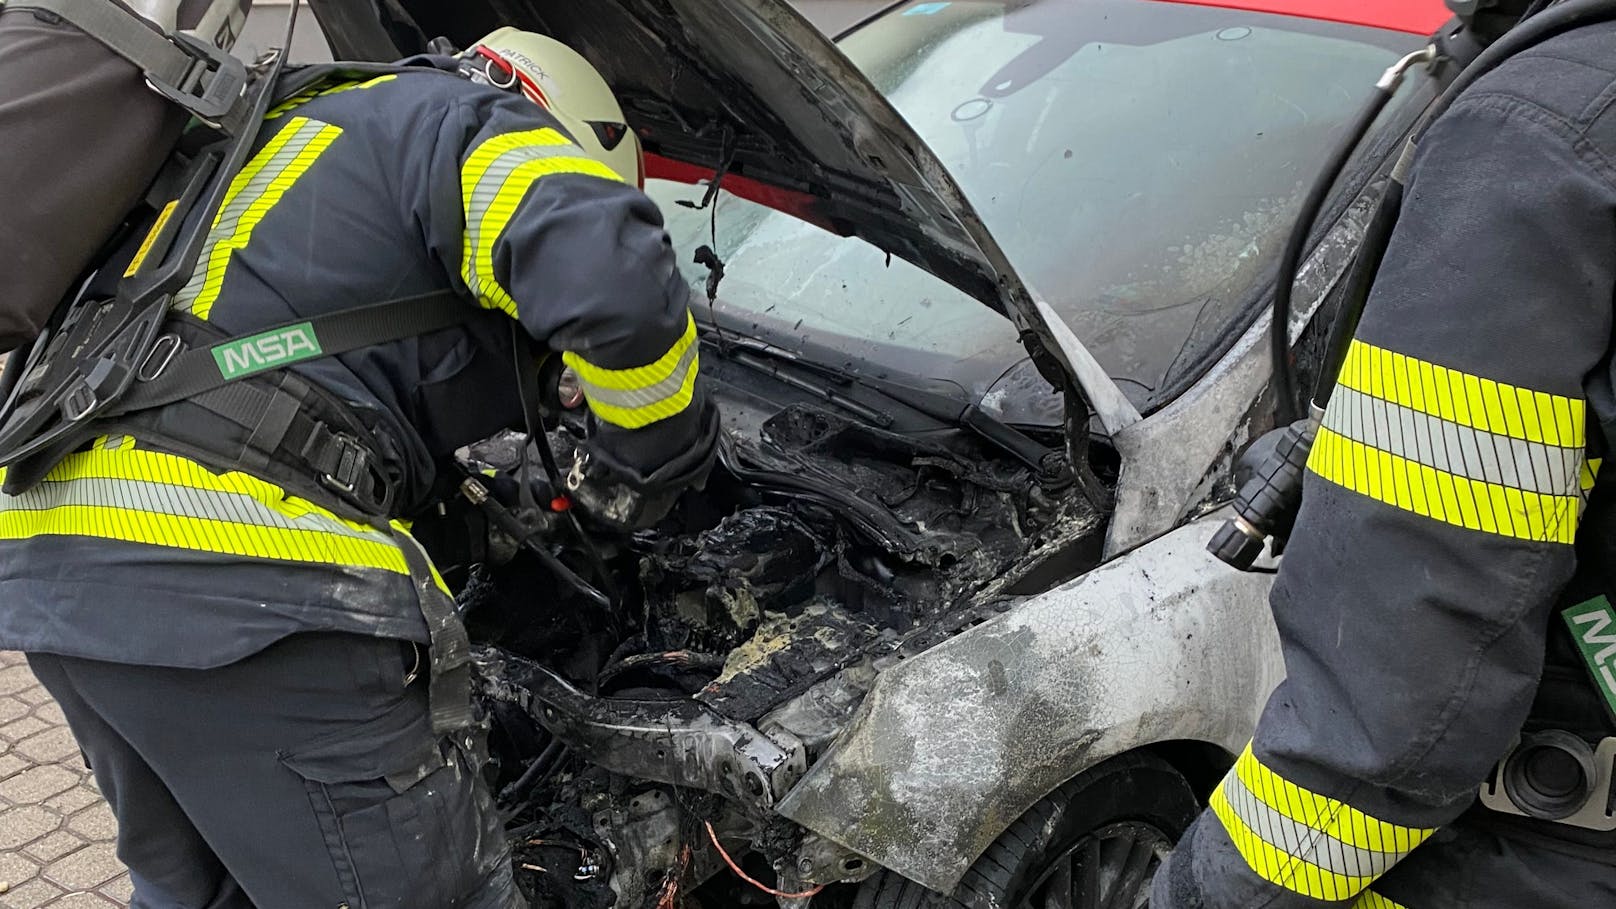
[{"x1": 774, "y1": 513, "x2": 1286, "y2": 894}]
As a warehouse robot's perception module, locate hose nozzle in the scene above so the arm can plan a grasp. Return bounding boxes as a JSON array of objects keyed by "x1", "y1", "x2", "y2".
[{"x1": 1209, "y1": 410, "x2": 1320, "y2": 571}]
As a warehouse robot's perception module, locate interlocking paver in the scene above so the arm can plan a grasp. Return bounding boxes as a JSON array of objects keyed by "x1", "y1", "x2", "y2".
[
  {"x1": 0, "y1": 666, "x2": 36, "y2": 697},
  {"x1": 0, "y1": 655, "x2": 125, "y2": 908},
  {"x1": 43, "y1": 894, "x2": 116, "y2": 908},
  {"x1": 0, "y1": 697, "x2": 27, "y2": 726},
  {"x1": 96, "y1": 875, "x2": 131, "y2": 905},
  {"x1": 14, "y1": 728, "x2": 78, "y2": 766},
  {"x1": 42, "y1": 843, "x2": 122, "y2": 891},
  {"x1": 41, "y1": 788, "x2": 97, "y2": 817},
  {"x1": 0, "y1": 853, "x2": 42, "y2": 892},
  {"x1": 0, "y1": 766, "x2": 77, "y2": 805},
  {"x1": 0, "y1": 716, "x2": 49, "y2": 745},
  {"x1": 64, "y1": 806, "x2": 115, "y2": 842},
  {"x1": 22, "y1": 830, "x2": 83, "y2": 863},
  {"x1": 0, "y1": 753, "x2": 27, "y2": 781},
  {"x1": 0, "y1": 877, "x2": 64, "y2": 909},
  {"x1": 0, "y1": 805, "x2": 61, "y2": 850},
  {"x1": 12, "y1": 688, "x2": 52, "y2": 709}
]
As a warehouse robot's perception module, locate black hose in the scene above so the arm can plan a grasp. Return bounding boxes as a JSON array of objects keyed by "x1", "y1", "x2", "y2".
[
  {"x1": 461, "y1": 475, "x2": 612, "y2": 609},
  {"x1": 1270, "y1": 87, "x2": 1400, "y2": 425},
  {"x1": 1312, "y1": 180, "x2": 1405, "y2": 409},
  {"x1": 498, "y1": 739, "x2": 566, "y2": 809}
]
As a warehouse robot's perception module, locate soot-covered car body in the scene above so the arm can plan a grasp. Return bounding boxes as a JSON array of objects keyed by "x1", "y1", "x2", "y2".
[{"x1": 308, "y1": 0, "x2": 1451, "y2": 904}]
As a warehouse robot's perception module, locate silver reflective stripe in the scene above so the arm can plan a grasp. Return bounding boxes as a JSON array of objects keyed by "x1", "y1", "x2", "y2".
[
  {"x1": 573, "y1": 341, "x2": 699, "y2": 411},
  {"x1": 1327, "y1": 385, "x2": 1581, "y2": 496},
  {"x1": 1219, "y1": 764, "x2": 1401, "y2": 880},
  {"x1": 173, "y1": 118, "x2": 335, "y2": 313},
  {"x1": 462, "y1": 136, "x2": 580, "y2": 302},
  {"x1": 3, "y1": 475, "x2": 386, "y2": 543}
]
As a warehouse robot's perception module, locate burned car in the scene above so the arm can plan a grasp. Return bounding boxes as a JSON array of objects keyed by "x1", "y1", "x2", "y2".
[{"x1": 308, "y1": 0, "x2": 1451, "y2": 905}]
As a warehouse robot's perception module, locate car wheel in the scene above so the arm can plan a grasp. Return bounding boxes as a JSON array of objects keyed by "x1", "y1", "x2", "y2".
[{"x1": 852, "y1": 752, "x2": 1198, "y2": 909}]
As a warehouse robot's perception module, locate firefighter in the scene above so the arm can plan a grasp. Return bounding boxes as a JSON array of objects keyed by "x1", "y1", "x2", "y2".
[
  {"x1": 1153, "y1": 2, "x2": 1616, "y2": 907},
  {"x1": 0, "y1": 28, "x2": 715, "y2": 907}
]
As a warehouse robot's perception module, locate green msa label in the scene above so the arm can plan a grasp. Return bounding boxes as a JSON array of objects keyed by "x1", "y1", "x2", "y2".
[
  {"x1": 1564, "y1": 596, "x2": 1616, "y2": 716},
  {"x1": 212, "y1": 323, "x2": 323, "y2": 380}
]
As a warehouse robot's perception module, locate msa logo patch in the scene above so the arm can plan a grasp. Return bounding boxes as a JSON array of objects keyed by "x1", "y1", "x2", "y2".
[
  {"x1": 212, "y1": 323, "x2": 323, "y2": 380},
  {"x1": 1564, "y1": 596, "x2": 1616, "y2": 716}
]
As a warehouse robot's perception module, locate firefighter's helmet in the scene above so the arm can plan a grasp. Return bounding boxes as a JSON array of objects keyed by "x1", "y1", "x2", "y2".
[{"x1": 465, "y1": 28, "x2": 643, "y2": 186}]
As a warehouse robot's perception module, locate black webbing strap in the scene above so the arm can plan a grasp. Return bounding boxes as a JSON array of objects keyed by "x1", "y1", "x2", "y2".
[
  {"x1": 120, "y1": 290, "x2": 475, "y2": 413},
  {"x1": 393, "y1": 527, "x2": 474, "y2": 735},
  {"x1": 8, "y1": 0, "x2": 191, "y2": 83},
  {"x1": 178, "y1": 374, "x2": 396, "y2": 516}
]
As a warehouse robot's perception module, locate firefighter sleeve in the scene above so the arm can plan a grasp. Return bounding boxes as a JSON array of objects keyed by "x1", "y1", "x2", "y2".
[
  {"x1": 426, "y1": 89, "x2": 707, "y2": 476},
  {"x1": 1153, "y1": 95, "x2": 1616, "y2": 907}
]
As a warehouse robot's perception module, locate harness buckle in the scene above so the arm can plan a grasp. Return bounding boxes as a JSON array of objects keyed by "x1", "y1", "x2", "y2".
[
  {"x1": 62, "y1": 358, "x2": 128, "y2": 423},
  {"x1": 318, "y1": 432, "x2": 371, "y2": 495},
  {"x1": 142, "y1": 31, "x2": 250, "y2": 128},
  {"x1": 62, "y1": 384, "x2": 99, "y2": 423},
  {"x1": 307, "y1": 427, "x2": 393, "y2": 516},
  {"x1": 138, "y1": 334, "x2": 183, "y2": 382}
]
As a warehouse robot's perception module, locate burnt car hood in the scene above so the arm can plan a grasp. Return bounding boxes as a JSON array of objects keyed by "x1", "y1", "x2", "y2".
[{"x1": 307, "y1": 0, "x2": 1140, "y2": 432}]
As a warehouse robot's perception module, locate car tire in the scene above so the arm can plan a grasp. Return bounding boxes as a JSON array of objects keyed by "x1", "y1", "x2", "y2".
[{"x1": 852, "y1": 752, "x2": 1199, "y2": 909}]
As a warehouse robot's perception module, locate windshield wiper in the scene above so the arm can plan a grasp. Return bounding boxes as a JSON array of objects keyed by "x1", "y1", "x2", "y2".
[
  {"x1": 699, "y1": 326, "x2": 900, "y2": 429},
  {"x1": 701, "y1": 324, "x2": 1074, "y2": 475},
  {"x1": 724, "y1": 349, "x2": 896, "y2": 429}
]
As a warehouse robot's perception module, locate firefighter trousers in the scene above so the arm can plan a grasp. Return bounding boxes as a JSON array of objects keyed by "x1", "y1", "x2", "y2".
[{"x1": 27, "y1": 632, "x2": 517, "y2": 908}]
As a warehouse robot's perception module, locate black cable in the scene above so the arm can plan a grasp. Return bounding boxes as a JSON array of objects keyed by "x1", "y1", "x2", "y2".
[
  {"x1": 508, "y1": 324, "x2": 622, "y2": 609},
  {"x1": 1270, "y1": 88, "x2": 1401, "y2": 425},
  {"x1": 497, "y1": 739, "x2": 566, "y2": 809}
]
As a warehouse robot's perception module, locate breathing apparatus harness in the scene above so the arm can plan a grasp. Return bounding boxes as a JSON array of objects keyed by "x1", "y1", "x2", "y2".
[{"x1": 1208, "y1": 0, "x2": 1616, "y2": 835}]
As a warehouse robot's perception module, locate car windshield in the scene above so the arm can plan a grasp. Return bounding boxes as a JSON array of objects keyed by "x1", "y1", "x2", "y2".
[{"x1": 648, "y1": 0, "x2": 1422, "y2": 410}]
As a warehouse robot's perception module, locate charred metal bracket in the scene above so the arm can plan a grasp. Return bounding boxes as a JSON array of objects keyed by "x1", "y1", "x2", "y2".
[
  {"x1": 478, "y1": 651, "x2": 808, "y2": 811},
  {"x1": 793, "y1": 832, "x2": 876, "y2": 887}
]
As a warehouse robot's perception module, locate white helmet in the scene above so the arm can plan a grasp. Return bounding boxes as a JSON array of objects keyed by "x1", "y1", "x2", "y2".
[{"x1": 465, "y1": 28, "x2": 643, "y2": 187}]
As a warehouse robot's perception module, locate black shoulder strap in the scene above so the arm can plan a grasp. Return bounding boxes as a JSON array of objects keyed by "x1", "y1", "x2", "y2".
[
  {"x1": 117, "y1": 289, "x2": 478, "y2": 414},
  {"x1": 270, "y1": 60, "x2": 461, "y2": 107}
]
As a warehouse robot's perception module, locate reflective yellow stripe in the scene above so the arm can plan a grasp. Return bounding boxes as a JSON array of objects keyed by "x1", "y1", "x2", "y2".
[
  {"x1": 0, "y1": 445, "x2": 407, "y2": 575},
  {"x1": 174, "y1": 117, "x2": 344, "y2": 321},
  {"x1": 562, "y1": 312, "x2": 700, "y2": 429},
  {"x1": 1338, "y1": 340, "x2": 1584, "y2": 448},
  {"x1": 124, "y1": 199, "x2": 179, "y2": 278},
  {"x1": 1353, "y1": 893, "x2": 1410, "y2": 909},
  {"x1": 459, "y1": 128, "x2": 623, "y2": 317},
  {"x1": 266, "y1": 73, "x2": 398, "y2": 119},
  {"x1": 1311, "y1": 339, "x2": 1586, "y2": 544},
  {"x1": 1209, "y1": 743, "x2": 1434, "y2": 902},
  {"x1": 1310, "y1": 426, "x2": 1580, "y2": 543}
]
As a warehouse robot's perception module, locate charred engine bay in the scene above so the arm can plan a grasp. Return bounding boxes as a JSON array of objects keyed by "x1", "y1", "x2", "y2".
[{"x1": 440, "y1": 398, "x2": 1105, "y2": 906}]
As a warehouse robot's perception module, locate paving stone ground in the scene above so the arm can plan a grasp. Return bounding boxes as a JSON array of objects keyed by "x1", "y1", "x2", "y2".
[{"x1": 0, "y1": 652, "x2": 130, "y2": 908}]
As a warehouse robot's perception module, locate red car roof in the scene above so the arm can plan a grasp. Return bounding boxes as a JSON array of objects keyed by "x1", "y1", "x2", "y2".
[{"x1": 1153, "y1": 0, "x2": 1451, "y2": 35}]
